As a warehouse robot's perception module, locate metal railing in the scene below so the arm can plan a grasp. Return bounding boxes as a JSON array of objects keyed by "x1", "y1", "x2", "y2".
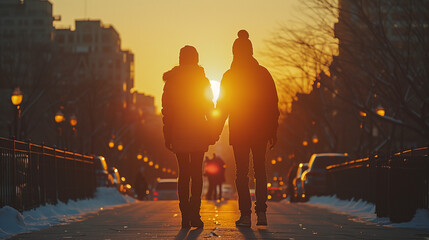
[
  {"x1": 0, "y1": 137, "x2": 96, "y2": 212},
  {"x1": 326, "y1": 147, "x2": 429, "y2": 223}
]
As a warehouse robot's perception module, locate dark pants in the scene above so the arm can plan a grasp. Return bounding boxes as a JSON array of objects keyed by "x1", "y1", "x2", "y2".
[
  {"x1": 206, "y1": 177, "x2": 216, "y2": 200},
  {"x1": 216, "y1": 182, "x2": 222, "y2": 200},
  {"x1": 233, "y1": 142, "x2": 267, "y2": 216},
  {"x1": 176, "y1": 152, "x2": 204, "y2": 217},
  {"x1": 206, "y1": 179, "x2": 222, "y2": 200}
]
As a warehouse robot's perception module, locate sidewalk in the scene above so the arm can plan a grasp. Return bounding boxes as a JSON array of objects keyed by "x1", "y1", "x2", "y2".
[{"x1": 9, "y1": 200, "x2": 429, "y2": 239}]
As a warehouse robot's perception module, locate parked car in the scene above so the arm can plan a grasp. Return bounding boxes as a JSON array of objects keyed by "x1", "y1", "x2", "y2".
[
  {"x1": 152, "y1": 178, "x2": 178, "y2": 200},
  {"x1": 267, "y1": 186, "x2": 284, "y2": 201},
  {"x1": 109, "y1": 167, "x2": 125, "y2": 194},
  {"x1": 292, "y1": 163, "x2": 309, "y2": 202},
  {"x1": 94, "y1": 156, "x2": 114, "y2": 187},
  {"x1": 301, "y1": 153, "x2": 350, "y2": 197}
]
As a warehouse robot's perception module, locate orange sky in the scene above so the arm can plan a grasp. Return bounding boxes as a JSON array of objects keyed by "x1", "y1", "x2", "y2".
[{"x1": 51, "y1": 0, "x2": 307, "y2": 110}]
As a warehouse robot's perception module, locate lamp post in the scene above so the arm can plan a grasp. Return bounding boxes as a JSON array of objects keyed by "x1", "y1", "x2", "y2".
[
  {"x1": 54, "y1": 110, "x2": 65, "y2": 147},
  {"x1": 69, "y1": 114, "x2": 77, "y2": 150},
  {"x1": 108, "y1": 139, "x2": 115, "y2": 149},
  {"x1": 117, "y1": 143, "x2": 124, "y2": 151},
  {"x1": 69, "y1": 114, "x2": 77, "y2": 129},
  {"x1": 11, "y1": 87, "x2": 23, "y2": 139}
]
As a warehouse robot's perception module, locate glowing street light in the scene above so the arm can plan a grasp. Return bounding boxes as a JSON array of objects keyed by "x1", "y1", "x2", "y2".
[
  {"x1": 271, "y1": 159, "x2": 276, "y2": 165},
  {"x1": 11, "y1": 87, "x2": 23, "y2": 140},
  {"x1": 312, "y1": 135, "x2": 319, "y2": 144},
  {"x1": 54, "y1": 111, "x2": 65, "y2": 123},
  {"x1": 155, "y1": 164, "x2": 159, "y2": 169},
  {"x1": 108, "y1": 139, "x2": 115, "y2": 148},
  {"x1": 143, "y1": 156, "x2": 149, "y2": 162},
  {"x1": 302, "y1": 140, "x2": 309, "y2": 147},
  {"x1": 11, "y1": 87, "x2": 23, "y2": 106},
  {"x1": 69, "y1": 114, "x2": 77, "y2": 127},
  {"x1": 149, "y1": 161, "x2": 154, "y2": 166},
  {"x1": 162, "y1": 168, "x2": 166, "y2": 172},
  {"x1": 376, "y1": 106, "x2": 385, "y2": 116},
  {"x1": 117, "y1": 143, "x2": 124, "y2": 151},
  {"x1": 137, "y1": 154, "x2": 143, "y2": 160}
]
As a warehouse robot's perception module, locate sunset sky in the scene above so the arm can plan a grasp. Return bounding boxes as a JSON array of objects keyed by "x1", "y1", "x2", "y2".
[{"x1": 51, "y1": 0, "x2": 309, "y2": 110}]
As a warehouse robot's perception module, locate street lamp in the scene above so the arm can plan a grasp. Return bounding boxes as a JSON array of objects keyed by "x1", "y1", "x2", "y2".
[
  {"x1": 376, "y1": 106, "x2": 385, "y2": 117},
  {"x1": 108, "y1": 139, "x2": 115, "y2": 148},
  {"x1": 302, "y1": 140, "x2": 309, "y2": 147},
  {"x1": 11, "y1": 87, "x2": 23, "y2": 106},
  {"x1": 11, "y1": 87, "x2": 23, "y2": 139},
  {"x1": 69, "y1": 114, "x2": 77, "y2": 127},
  {"x1": 117, "y1": 143, "x2": 124, "y2": 151},
  {"x1": 137, "y1": 154, "x2": 143, "y2": 160},
  {"x1": 312, "y1": 135, "x2": 319, "y2": 144},
  {"x1": 54, "y1": 111, "x2": 65, "y2": 123},
  {"x1": 54, "y1": 110, "x2": 65, "y2": 147}
]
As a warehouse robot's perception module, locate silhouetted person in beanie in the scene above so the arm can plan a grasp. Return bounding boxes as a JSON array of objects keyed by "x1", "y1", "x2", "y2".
[
  {"x1": 162, "y1": 45, "x2": 217, "y2": 228},
  {"x1": 216, "y1": 30, "x2": 279, "y2": 227}
]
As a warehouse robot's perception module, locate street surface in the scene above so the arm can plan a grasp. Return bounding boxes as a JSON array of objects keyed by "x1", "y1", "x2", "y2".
[{"x1": 10, "y1": 200, "x2": 429, "y2": 240}]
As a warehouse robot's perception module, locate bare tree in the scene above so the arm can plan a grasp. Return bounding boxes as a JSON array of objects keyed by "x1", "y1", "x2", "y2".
[{"x1": 266, "y1": 0, "x2": 429, "y2": 154}]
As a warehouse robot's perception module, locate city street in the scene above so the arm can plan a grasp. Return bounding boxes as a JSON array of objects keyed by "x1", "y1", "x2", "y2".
[{"x1": 10, "y1": 200, "x2": 429, "y2": 240}]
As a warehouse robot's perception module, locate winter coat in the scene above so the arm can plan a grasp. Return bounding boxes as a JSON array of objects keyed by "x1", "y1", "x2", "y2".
[
  {"x1": 216, "y1": 57, "x2": 279, "y2": 146},
  {"x1": 162, "y1": 65, "x2": 216, "y2": 153}
]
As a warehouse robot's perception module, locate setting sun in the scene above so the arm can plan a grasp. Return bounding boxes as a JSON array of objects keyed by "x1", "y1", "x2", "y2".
[{"x1": 210, "y1": 80, "x2": 221, "y2": 104}]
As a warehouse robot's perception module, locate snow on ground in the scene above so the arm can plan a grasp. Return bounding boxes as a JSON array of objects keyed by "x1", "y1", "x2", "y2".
[
  {"x1": 0, "y1": 187, "x2": 136, "y2": 239},
  {"x1": 303, "y1": 195, "x2": 429, "y2": 229}
]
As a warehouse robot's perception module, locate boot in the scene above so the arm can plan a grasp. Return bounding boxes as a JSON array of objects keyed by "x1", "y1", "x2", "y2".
[
  {"x1": 190, "y1": 211, "x2": 204, "y2": 228},
  {"x1": 256, "y1": 212, "x2": 267, "y2": 226},
  {"x1": 235, "y1": 214, "x2": 251, "y2": 227}
]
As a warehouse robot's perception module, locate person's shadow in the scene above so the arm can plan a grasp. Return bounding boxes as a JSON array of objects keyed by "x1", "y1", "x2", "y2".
[{"x1": 174, "y1": 228, "x2": 203, "y2": 240}]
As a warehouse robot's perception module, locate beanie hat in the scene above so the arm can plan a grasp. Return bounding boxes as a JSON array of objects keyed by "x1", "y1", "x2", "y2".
[
  {"x1": 232, "y1": 30, "x2": 253, "y2": 57},
  {"x1": 179, "y1": 45, "x2": 199, "y2": 66}
]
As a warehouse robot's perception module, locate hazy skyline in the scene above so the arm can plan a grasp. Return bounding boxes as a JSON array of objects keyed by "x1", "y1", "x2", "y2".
[{"x1": 52, "y1": 0, "x2": 305, "y2": 110}]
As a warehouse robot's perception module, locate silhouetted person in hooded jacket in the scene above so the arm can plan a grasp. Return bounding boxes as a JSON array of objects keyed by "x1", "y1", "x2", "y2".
[
  {"x1": 134, "y1": 168, "x2": 148, "y2": 200},
  {"x1": 162, "y1": 45, "x2": 216, "y2": 228},
  {"x1": 216, "y1": 30, "x2": 279, "y2": 227}
]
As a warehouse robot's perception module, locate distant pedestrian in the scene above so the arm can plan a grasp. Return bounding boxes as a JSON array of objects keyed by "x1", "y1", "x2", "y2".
[
  {"x1": 134, "y1": 168, "x2": 148, "y2": 201},
  {"x1": 162, "y1": 45, "x2": 219, "y2": 228},
  {"x1": 212, "y1": 154, "x2": 226, "y2": 200},
  {"x1": 204, "y1": 156, "x2": 217, "y2": 200},
  {"x1": 216, "y1": 30, "x2": 280, "y2": 227}
]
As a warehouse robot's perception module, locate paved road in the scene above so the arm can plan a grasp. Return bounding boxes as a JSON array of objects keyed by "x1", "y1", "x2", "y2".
[{"x1": 10, "y1": 200, "x2": 429, "y2": 239}]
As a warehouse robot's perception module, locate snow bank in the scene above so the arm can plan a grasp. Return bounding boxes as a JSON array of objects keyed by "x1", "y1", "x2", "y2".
[
  {"x1": 304, "y1": 195, "x2": 429, "y2": 229},
  {"x1": 0, "y1": 187, "x2": 135, "y2": 239}
]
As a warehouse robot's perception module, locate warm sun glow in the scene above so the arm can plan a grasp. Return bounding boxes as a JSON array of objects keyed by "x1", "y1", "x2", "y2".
[{"x1": 210, "y1": 80, "x2": 221, "y2": 104}]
